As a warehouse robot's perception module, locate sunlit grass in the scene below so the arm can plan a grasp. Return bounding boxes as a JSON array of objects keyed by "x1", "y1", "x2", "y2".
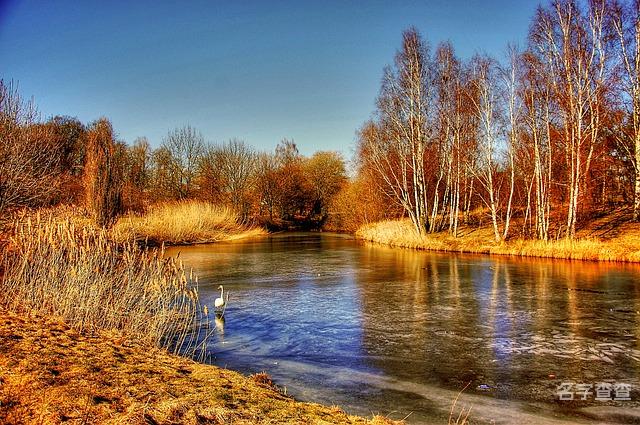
[
  {"x1": 356, "y1": 219, "x2": 640, "y2": 262},
  {"x1": 113, "y1": 200, "x2": 266, "y2": 245}
]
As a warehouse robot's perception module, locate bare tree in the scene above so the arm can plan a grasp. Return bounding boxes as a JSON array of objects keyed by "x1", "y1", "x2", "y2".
[
  {"x1": 304, "y1": 151, "x2": 347, "y2": 220},
  {"x1": 161, "y1": 125, "x2": 205, "y2": 199},
  {"x1": 522, "y1": 51, "x2": 554, "y2": 240},
  {"x1": 122, "y1": 137, "x2": 151, "y2": 210},
  {"x1": 612, "y1": 0, "x2": 640, "y2": 220},
  {"x1": 362, "y1": 28, "x2": 434, "y2": 234},
  {"x1": 274, "y1": 138, "x2": 311, "y2": 219},
  {"x1": 500, "y1": 45, "x2": 522, "y2": 240},
  {"x1": 216, "y1": 138, "x2": 258, "y2": 217},
  {"x1": 150, "y1": 146, "x2": 181, "y2": 200},
  {"x1": 255, "y1": 152, "x2": 279, "y2": 219},
  {"x1": 468, "y1": 55, "x2": 503, "y2": 242},
  {"x1": 84, "y1": 118, "x2": 123, "y2": 227},
  {"x1": 196, "y1": 144, "x2": 225, "y2": 204},
  {"x1": 0, "y1": 80, "x2": 62, "y2": 212},
  {"x1": 434, "y1": 42, "x2": 467, "y2": 235}
]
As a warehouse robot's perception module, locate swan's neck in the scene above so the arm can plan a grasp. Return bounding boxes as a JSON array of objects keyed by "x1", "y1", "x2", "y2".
[{"x1": 220, "y1": 287, "x2": 224, "y2": 298}]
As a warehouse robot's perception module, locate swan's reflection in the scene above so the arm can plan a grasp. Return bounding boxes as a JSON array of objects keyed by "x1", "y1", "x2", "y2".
[{"x1": 214, "y1": 314, "x2": 225, "y2": 339}]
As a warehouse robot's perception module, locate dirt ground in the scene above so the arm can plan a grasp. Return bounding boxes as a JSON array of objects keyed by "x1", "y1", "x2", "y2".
[{"x1": 0, "y1": 310, "x2": 397, "y2": 425}]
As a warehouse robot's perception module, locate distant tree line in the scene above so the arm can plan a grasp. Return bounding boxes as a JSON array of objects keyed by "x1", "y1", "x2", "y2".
[
  {"x1": 352, "y1": 0, "x2": 640, "y2": 240},
  {"x1": 141, "y1": 130, "x2": 346, "y2": 228},
  {"x1": 0, "y1": 80, "x2": 346, "y2": 229}
]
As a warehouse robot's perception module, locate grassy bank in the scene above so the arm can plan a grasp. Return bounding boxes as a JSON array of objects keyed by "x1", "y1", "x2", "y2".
[
  {"x1": 356, "y1": 219, "x2": 640, "y2": 262},
  {"x1": 0, "y1": 309, "x2": 395, "y2": 425},
  {"x1": 113, "y1": 201, "x2": 266, "y2": 245},
  {"x1": 0, "y1": 211, "x2": 397, "y2": 424}
]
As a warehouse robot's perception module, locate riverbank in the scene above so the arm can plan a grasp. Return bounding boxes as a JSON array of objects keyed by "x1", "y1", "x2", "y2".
[
  {"x1": 355, "y1": 218, "x2": 640, "y2": 262},
  {"x1": 0, "y1": 309, "x2": 396, "y2": 424},
  {"x1": 112, "y1": 201, "x2": 266, "y2": 245},
  {"x1": 0, "y1": 201, "x2": 266, "y2": 249},
  {"x1": 0, "y1": 208, "x2": 399, "y2": 424}
]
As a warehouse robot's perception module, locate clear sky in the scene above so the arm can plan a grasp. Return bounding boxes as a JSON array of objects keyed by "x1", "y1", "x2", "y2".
[{"x1": 0, "y1": 0, "x2": 540, "y2": 157}]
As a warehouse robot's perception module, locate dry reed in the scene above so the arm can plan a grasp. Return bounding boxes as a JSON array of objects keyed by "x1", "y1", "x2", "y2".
[
  {"x1": 356, "y1": 219, "x2": 640, "y2": 262},
  {"x1": 113, "y1": 200, "x2": 266, "y2": 245},
  {"x1": 0, "y1": 212, "x2": 206, "y2": 354},
  {"x1": 448, "y1": 382, "x2": 472, "y2": 425}
]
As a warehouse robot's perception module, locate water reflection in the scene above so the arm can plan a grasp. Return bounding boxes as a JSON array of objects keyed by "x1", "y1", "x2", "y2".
[
  {"x1": 166, "y1": 234, "x2": 640, "y2": 424},
  {"x1": 214, "y1": 315, "x2": 225, "y2": 337}
]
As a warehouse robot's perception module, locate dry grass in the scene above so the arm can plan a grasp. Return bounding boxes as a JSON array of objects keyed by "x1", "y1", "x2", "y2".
[
  {"x1": 113, "y1": 200, "x2": 266, "y2": 245},
  {"x1": 0, "y1": 209, "x2": 399, "y2": 424},
  {"x1": 0, "y1": 309, "x2": 399, "y2": 425},
  {"x1": 0, "y1": 212, "x2": 205, "y2": 353},
  {"x1": 356, "y1": 219, "x2": 640, "y2": 262},
  {"x1": 448, "y1": 383, "x2": 471, "y2": 425}
]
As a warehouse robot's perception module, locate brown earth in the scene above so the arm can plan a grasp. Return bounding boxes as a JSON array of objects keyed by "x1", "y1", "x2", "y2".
[{"x1": 0, "y1": 310, "x2": 398, "y2": 425}]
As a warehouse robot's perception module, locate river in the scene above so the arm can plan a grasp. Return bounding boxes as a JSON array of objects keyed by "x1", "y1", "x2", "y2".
[{"x1": 165, "y1": 233, "x2": 640, "y2": 424}]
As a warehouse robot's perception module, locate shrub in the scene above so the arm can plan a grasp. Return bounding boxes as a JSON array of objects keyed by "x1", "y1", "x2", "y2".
[{"x1": 83, "y1": 118, "x2": 123, "y2": 228}]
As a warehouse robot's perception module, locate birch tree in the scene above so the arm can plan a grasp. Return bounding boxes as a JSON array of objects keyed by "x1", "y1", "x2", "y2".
[
  {"x1": 522, "y1": 51, "x2": 554, "y2": 240},
  {"x1": 500, "y1": 45, "x2": 522, "y2": 240},
  {"x1": 363, "y1": 28, "x2": 434, "y2": 234},
  {"x1": 612, "y1": 0, "x2": 640, "y2": 220},
  {"x1": 530, "y1": 0, "x2": 614, "y2": 238},
  {"x1": 434, "y1": 42, "x2": 465, "y2": 235},
  {"x1": 469, "y1": 55, "x2": 503, "y2": 242}
]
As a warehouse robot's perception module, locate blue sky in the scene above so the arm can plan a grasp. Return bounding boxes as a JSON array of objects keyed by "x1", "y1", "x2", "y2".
[{"x1": 0, "y1": 0, "x2": 540, "y2": 157}]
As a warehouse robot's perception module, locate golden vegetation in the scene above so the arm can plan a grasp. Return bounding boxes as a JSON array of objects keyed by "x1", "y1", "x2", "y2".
[
  {"x1": 0, "y1": 310, "x2": 398, "y2": 425},
  {"x1": 0, "y1": 212, "x2": 204, "y2": 352},
  {"x1": 356, "y1": 219, "x2": 640, "y2": 262},
  {"x1": 112, "y1": 200, "x2": 266, "y2": 245},
  {"x1": 0, "y1": 209, "x2": 399, "y2": 424}
]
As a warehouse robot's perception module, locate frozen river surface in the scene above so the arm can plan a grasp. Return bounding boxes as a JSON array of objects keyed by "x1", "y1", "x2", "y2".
[{"x1": 166, "y1": 233, "x2": 640, "y2": 424}]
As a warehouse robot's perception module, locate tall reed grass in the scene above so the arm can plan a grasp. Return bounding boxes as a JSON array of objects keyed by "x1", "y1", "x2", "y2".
[
  {"x1": 0, "y1": 212, "x2": 206, "y2": 353},
  {"x1": 357, "y1": 219, "x2": 640, "y2": 262},
  {"x1": 113, "y1": 200, "x2": 266, "y2": 245}
]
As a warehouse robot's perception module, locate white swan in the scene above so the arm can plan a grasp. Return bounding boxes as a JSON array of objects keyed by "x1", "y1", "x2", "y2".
[{"x1": 214, "y1": 285, "x2": 228, "y2": 311}]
